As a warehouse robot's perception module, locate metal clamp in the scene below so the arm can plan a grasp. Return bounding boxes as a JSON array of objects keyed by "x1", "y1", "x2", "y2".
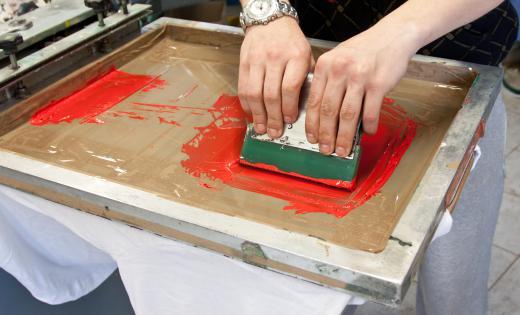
[
  {"x1": 84, "y1": 0, "x2": 109, "y2": 27},
  {"x1": 119, "y1": 0, "x2": 129, "y2": 15},
  {"x1": 0, "y1": 32, "x2": 23, "y2": 70}
]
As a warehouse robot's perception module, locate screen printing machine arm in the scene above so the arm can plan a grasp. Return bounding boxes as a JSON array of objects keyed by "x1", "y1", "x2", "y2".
[{"x1": 0, "y1": 3, "x2": 508, "y2": 314}]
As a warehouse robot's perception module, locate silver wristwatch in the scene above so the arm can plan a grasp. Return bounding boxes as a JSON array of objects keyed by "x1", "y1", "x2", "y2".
[{"x1": 239, "y1": 0, "x2": 299, "y2": 32}]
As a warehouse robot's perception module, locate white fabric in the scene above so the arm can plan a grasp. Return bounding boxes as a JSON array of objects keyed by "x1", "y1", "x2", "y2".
[
  {"x1": 432, "y1": 211, "x2": 453, "y2": 243},
  {"x1": 0, "y1": 190, "x2": 116, "y2": 304},
  {"x1": 471, "y1": 144, "x2": 482, "y2": 172},
  {"x1": 0, "y1": 184, "x2": 363, "y2": 315}
]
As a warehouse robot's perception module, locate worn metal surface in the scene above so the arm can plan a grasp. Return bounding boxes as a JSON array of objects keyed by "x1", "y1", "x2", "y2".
[
  {"x1": 0, "y1": 3, "x2": 151, "y2": 88},
  {"x1": 0, "y1": 0, "x2": 94, "y2": 58},
  {"x1": 0, "y1": 18, "x2": 503, "y2": 305}
]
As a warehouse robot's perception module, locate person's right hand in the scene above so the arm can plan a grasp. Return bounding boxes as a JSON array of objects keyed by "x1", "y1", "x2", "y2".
[{"x1": 238, "y1": 16, "x2": 313, "y2": 138}]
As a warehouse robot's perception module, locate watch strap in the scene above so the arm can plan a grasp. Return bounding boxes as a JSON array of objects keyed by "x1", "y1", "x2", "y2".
[{"x1": 240, "y1": 0, "x2": 299, "y2": 32}]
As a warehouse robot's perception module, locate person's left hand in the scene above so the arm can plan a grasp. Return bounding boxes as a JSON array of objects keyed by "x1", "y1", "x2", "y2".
[{"x1": 305, "y1": 23, "x2": 419, "y2": 157}]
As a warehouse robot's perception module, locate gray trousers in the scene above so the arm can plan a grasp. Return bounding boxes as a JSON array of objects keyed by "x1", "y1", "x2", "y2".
[
  {"x1": 343, "y1": 97, "x2": 507, "y2": 315},
  {"x1": 416, "y1": 97, "x2": 507, "y2": 315}
]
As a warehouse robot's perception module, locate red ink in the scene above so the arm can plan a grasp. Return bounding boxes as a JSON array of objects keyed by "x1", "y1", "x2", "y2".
[
  {"x1": 29, "y1": 66, "x2": 416, "y2": 217},
  {"x1": 158, "y1": 117, "x2": 181, "y2": 126},
  {"x1": 31, "y1": 69, "x2": 166, "y2": 126},
  {"x1": 180, "y1": 95, "x2": 417, "y2": 218},
  {"x1": 110, "y1": 111, "x2": 146, "y2": 120},
  {"x1": 238, "y1": 160, "x2": 356, "y2": 190},
  {"x1": 200, "y1": 182, "x2": 215, "y2": 189}
]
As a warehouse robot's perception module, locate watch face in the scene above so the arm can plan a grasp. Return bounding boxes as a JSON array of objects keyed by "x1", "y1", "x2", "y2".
[{"x1": 246, "y1": 0, "x2": 276, "y2": 19}]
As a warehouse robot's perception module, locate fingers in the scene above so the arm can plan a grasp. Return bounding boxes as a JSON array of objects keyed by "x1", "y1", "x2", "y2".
[
  {"x1": 305, "y1": 71, "x2": 326, "y2": 144},
  {"x1": 247, "y1": 64, "x2": 267, "y2": 134},
  {"x1": 318, "y1": 80, "x2": 345, "y2": 155},
  {"x1": 238, "y1": 60, "x2": 251, "y2": 117},
  {"x1": 281, "y1": 59, "x2": 308, "y2": 124},
  {"x1": 335, "y1": 85, "x2": 364, "y2": 157},
  {"x1": 362, "y1": 87, "x2": 385, "y2": 135},
  {"x1": 264, "y1": 63, "x2": 286, "y2": 138}
]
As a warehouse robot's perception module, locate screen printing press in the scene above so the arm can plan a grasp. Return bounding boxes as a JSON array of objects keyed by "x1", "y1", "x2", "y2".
[{"x1": 0, "y1": 8, "x2": 503, "y2": 308}]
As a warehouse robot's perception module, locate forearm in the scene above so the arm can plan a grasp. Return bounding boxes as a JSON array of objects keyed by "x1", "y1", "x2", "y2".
[{"x1": 375, "y1": 0, "x2": 504, "y2": 51}]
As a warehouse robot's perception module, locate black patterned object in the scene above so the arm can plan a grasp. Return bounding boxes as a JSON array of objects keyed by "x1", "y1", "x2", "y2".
[{"x1": 294, "y1": 0, "x2": 519, "y2": 66}]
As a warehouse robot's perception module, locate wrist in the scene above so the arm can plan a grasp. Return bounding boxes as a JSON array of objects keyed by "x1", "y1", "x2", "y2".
[
  {"x1": 370, "y1": 17, "x2": 425, "y2": 57},
  {"x1": 240, "y1": 0, "x2": 299, "y2": 32},
  {"x1": 244, "y1": 15, "x2": 299, "y2": 35}
]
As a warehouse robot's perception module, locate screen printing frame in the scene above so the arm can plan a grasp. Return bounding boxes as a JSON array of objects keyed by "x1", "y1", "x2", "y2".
[{"x1": 0, "y1": 18, "x2": 502, "y2": 306}]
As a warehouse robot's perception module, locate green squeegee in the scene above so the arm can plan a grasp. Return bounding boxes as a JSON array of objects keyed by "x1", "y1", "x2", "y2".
[{"x1": 239, "y1": 74, "x2": 362, "y2": 190}]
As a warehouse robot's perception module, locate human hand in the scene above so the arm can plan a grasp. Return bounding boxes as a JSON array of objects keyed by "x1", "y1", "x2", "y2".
[
  {"x1": 238, "y1": 16, "x2": 313, "y2": 138},
  {"x1": 305, "y1": 24, "x2": 419, "y2": 157}
]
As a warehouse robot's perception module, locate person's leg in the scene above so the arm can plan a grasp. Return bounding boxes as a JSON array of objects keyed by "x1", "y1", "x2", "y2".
[{"x1": 416, "y1": 96, "x2": 507, "y2": 315}]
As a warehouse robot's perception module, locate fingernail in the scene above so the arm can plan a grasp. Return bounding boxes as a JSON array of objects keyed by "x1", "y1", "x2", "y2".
[
  {"x1": 268, "y1": 128, "x2": 279, "y2": 138},
  {"x1": 255, "y1": 123, "x2": 266, "y2": 134},
  {"x1": 284, "y1": 116, "x2": 292, "y2": 123},
  {"x1": 307, "y1": 133, "x2": 316, "y2": 143},
  {"x1": 336, "y1": 147, "x2": 346, "y2": 157},
  {"x1": 320, "y1": 144, "x2": 331, "y2": 154}
]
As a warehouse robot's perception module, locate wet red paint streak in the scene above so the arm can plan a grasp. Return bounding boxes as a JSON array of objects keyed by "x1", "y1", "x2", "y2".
[
  {"x1": 180, "y1": 95, "x2": 417, "y2": 218},
  {"x1": 239, "y1": 160, "x2": 357, "y2": 190},
  {"x1": 28, "y1": 68, "x2": 416, "y2": 218},
  {"x1": 109, "y1": 111, "x2": 146, "y2": 120},
  {"x1": 30, "y1": 69, "x2": 166, "y2": 126},
  {"x1": 158, "y1": 117, "x2": 181, "y2": 126}
]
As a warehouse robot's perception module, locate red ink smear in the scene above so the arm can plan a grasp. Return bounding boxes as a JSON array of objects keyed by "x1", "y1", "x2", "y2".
[
  {"x1": 239, "y1": 160, "x2": 356, "y2": 190},
  {"x1": 29, "y1": 65, "x2": 416, "y2": 217},
  {"x1": 199, "y1": 182, "x2": 215, "y2": 189},
  {"x1": 158, "y1": 117, "x2": 181, "y2": 126},
  {"x1": 110, "y1": 111, "x2": 146, "y2": 120},
  {"x1": 31, "y1": 69, "x2": 166, "y2": 126},
  {"x1": 180, "y1": 95, "x2": 417, "y2": 218}
]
